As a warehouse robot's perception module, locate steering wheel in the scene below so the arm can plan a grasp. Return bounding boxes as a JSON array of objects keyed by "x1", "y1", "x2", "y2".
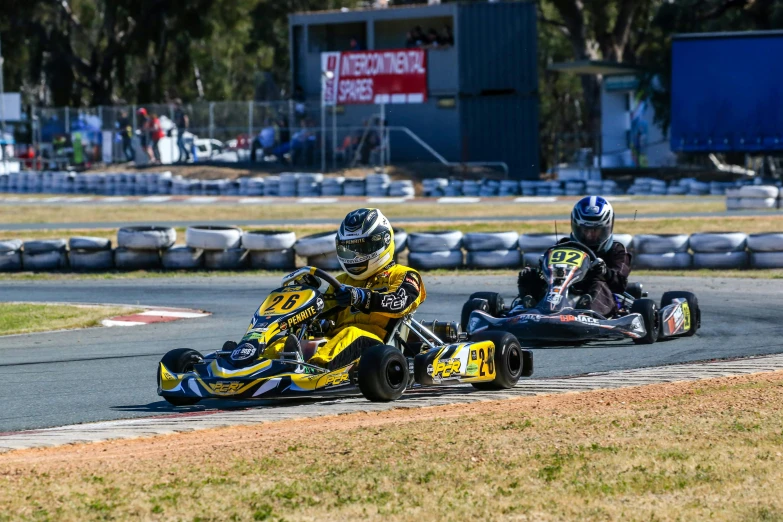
[
  {"x1": 553, "y1": 240, "x2": 598, "y2": 262},
  {"x1": 310, "y1": 267, "x2": 343, "y2": 290}
]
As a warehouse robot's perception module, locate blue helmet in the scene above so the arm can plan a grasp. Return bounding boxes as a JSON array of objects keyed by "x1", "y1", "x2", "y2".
[{"x1": 571, "y1": 196, "x2": 615, "y2": 252}]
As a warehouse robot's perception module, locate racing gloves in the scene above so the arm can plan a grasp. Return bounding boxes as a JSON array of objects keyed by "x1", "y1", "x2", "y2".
[
  {"x1": 590, "y1": 258, "x2": 608, "y2": 280},
  {"x1": 335, "y1": 285, "x2": 368, "y2": 308}
]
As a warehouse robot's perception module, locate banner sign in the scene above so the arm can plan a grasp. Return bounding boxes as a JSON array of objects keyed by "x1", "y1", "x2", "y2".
[{"x1": 321, "y1": 49, "x2": 427, "y2": 106}]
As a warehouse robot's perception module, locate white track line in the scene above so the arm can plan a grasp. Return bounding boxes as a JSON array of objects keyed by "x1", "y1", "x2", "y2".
[
  {"x1": 514, "y1": 196, "x2": 558, "y2": 203},
  {"x1": 437, "y1": 197, "x2": 481, "y2": 204},
  {"x1": 139, "y1": 196, "x2": 172, "y2": 203},
  {"x1": 298, "y1": 197, "x2": 337, "y2": 204},
  {"x1": 101, "y1": 319, "x2": 147, "y2": 327},
  {"x1": 137, "y1": 310, "x2": 211, "y2": 318}
]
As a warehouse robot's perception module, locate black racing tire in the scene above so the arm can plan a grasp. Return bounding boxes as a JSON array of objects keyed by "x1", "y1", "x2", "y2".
[
  {"x1": 468, "y1": 331, "x2": 525, "y2": 390},
  {"x1": 660, "y1": 291, "x2": 700, "y2": 336},
  {"x1": 630, "y1": 299, "x2": 660, "y2": 345},
  {"x1": 468, "y1": 292, "x2": 504, "y2": 316},
  {"x1": 626, "y1": 282, "x2": 644, "y2": 300},
  {"x1": 461, "y1": 298, "x2": 490, "y2": 330},
  {"x1": 158, "y1": 348, "x2": 203, "y2": 406},
  {"x1": 358, "y1": 344, "x2": 409, "y2": 402}
]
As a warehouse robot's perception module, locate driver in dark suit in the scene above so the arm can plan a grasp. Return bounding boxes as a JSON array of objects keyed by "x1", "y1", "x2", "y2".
[{"x1": 516, "y1": 196, "x2": 631, "y2": 316}]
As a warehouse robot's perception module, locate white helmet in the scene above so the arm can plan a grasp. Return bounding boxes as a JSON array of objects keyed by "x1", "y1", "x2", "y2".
[{"x1": 336, "y1": 208, "x2": 395, "y2": 280}]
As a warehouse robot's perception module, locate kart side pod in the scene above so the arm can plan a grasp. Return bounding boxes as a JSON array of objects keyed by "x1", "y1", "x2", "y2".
[{"x1": 413, "y1": 340, "x2": 498, "y2": 386}]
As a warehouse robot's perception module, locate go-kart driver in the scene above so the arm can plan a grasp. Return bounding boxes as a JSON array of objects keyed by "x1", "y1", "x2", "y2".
[
  {"x1": 516, "y1": 196, "x2": 631, "y2": 316},
  {"x1": 270, "y1": 208, "x2": 426, "y2": 370}
]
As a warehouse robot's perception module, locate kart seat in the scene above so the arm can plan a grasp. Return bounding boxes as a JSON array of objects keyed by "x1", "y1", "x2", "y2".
[{"x1": 300, "y1": 338, "x2": 327, "y2": 361}]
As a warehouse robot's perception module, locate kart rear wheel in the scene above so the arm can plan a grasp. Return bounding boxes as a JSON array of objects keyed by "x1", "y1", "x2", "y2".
[
  {"x1": 468, "y1": 331, "x2": 528, "y2": 390},
  {"x1": 358, "y1": 344, "x2": 409, "y2": 402},
  {"x1": 630, "y1": 299, "x2": 660, "y2": 345},
  {"x1": 468, "y1": 292, "x2": 504, "y2": 316},
  {"x1": 461, "y1": 298, "x2": 490, "y2": 329},
  {"x1": 159, "y1": 348, "x2": 203, "y2": 406},
  {"x1": 660, "y1": 291, "x2": 700, "y2": 336}
]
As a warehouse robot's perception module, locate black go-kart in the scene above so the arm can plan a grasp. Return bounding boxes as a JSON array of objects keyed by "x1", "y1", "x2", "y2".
[{"x1": 461, "y1": 241, "x2": 700, "y2": 345}]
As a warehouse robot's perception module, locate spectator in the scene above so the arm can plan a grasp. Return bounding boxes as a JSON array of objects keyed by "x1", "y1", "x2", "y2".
[
  {"x1": 349, "y1": 37, "x2": 363, "y2": 51},
  {"x1": 426, "y1": 28, "x2": 440, "y2": 47},
  {"x1": 149, "y1": 113, "x2": 164, "y2": 164},
  {"x1": 411, "y1": 26, "x2": 425, "y2": 46},
  {"x1": 136, "y1": 108, "x2": 154, "y2": 163},
  {"x1": 173, "y1": 99, "x2": 190, "y2": 163},
  {"x1": 293, "y1": 85, "x2": 307, "y2": 121},
  {"x1": 440, "y1": 25, "x2": 454, "y2": 46},
  {"x1": 117, "y1": 110, "x2": 133, "y2": 162},
  {"x1": 405, "y1": 31, "x2": 417, "y2": 48}
]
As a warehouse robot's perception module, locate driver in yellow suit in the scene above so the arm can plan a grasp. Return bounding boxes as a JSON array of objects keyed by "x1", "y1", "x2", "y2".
[{"x1": 271, "y1": 208, "x2": 426, "y2": 370}]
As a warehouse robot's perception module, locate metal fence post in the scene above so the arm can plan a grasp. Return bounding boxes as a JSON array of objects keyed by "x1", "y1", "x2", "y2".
[
  {"x1": 248, "y1": 101, "x2": 253, "y2": 162},
  {"x1": 209, "y1": 102, "x2": 214, "y2": 141}
]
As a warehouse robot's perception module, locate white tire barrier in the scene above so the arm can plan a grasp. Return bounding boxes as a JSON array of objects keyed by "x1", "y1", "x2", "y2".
[
  {"x1": 241, "y1": 230, "x2": 296, "y2": 251},
  {"x1": 407, "y1": 231, "x2": 464, "y2": 252},
  {"x1": 689, "y1": 232, "x2": 748, "y2": 253},
  {"x1": 633, "y1": 234, "x2": 690, "y2": 254},
  {"x1": 0, "y1": 251, "x2": 22, "y2": 271},
  {"x1": 634, "y1": 252, "x2": 692, "y2": 269},
  {"x1": 463, "y1": 231, "x2": 520, "y2": 251},
  {"x1": 162, "y1": 246, "x2": 204, "y2": 270},
  {"x1": 185, "y1": 226, "x2": 242, "y2": 250},
  {"x1": 738, "y1": 185, "x2": 780, "y2": 198},
  {"x1": 748, "y1": 233, "x2": 783, "y2": 252},
  {"x1": 69, "y1": 236, "x2": 112, "y2": 251},
  {"x1": 408, "y1": 250, "x2": 463, "y2": 269},
  {"x1": 114, "y1": 248, "x2": 161, "y2": 270},
  {"x1": 70, "y1": 250, "x2": 114, "y2": 271},
  {"x1": 466, "y1": 249, "x2": 521, "y2": 268},
  {"x1": 0, "y1": 239, "x2": 23, "y2": 252},
  {"x1": 725, "y1": 198, "x2": 742, "y2": 210},
  {"x1": 204, "y1": 249, "x2": 248, "y2": 270},
  {"x1": 22, "y1": 251, "x2": 68, "y2": 271},
  {"x1": 613, "y1": 234, "x2": 634, "y2": 249},
  {"x1": 518, "y1": 234, "x2": 558, "y2": 252},
  {"x1": 307, "y1": 252, "x2": 342, "y2": 271},
  {"x1": 738, "y1": 197, "x2": 777, "y2": 209},
  {"x1": 692, "y1": 251, "x2": 748, "y2": 269},
  {"x1": 118, "y1": 226, "x2": 176, "y2": 250},
  {"x1": 294, "y1": 232, "x2": 337, "y2": 257},
  {"x1": 750, "y1": 252, "x2": 783, "y2": 269},
  {"x1": 250, "y1": 249, "x2": 296, "y2": 270},
  {"x1": 23, "y1": 239, "x2": 67, "y2": 254},
  {"x1": 393, "y1": 228, "x2": 408, "y2": 251}
]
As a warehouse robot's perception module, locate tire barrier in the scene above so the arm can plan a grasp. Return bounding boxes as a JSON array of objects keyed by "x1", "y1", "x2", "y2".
[
  {"x1": 728, "y1": 185, "x2": 782, "y2": 210},
  {"x1": 633, "y1": 234, "x2": 690, "y2": 254},
  {"x1": 70, "y1": 250, "x2": 114, "y2": 271},
  {"x1": 634, "y1": 252, "x2": 692, "y2": 269},
  {"x1": 118, "y1": 227, "x2": 176, "y2": 250},
  {"x1": 114, "y1": 248, "x2": 162, "y2": 270},
  {"x1": 204, "y1": 248, "x2": 248, "y2": 270},
  {"x1": 613, "y1": 234, "x2": 634, "y2": 249},
  {"x1": 407, "y1": 231, "x2": 463, "y2": 253},
  {"x1": 241, "y1": 230, "x2": 297, "y2": 251},
  {"x1": 0, "y1": 228, "x2": 780, "y2": 273},
  {"x1": 393, "y1": 228, "x2": 408, "y2": 252},
  {"x1": 466, "y1": 249, "x2": 521, "y2": 269},
  {"x1": 408, "y1": 250, "x2": 463, "y2": 270},
  {"x1": 463, "y1": 231, "x2": 520, "y2": 251},
  {"x1": 185, "y1": 226, "x2": 242, "y2": 250},
  {"x1": 294, "y1": 231, "x2": 337, "y2": 258},
  {"x1": 161, "y1": 246, "x2": 204, "y2": 270},
  {"x1": 689, "y1": 232, "x2": 747, "y2": 253},
  {"x1": 250, "y1": 249, "x2": 296, "y2": 270},
  {"x1": 692, "y1": 251, "x2": 749, "y2": 269}
]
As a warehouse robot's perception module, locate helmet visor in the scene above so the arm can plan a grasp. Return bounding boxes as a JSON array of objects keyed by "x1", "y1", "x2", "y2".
[
  {"x1": 336, "y1": 233, "x2": 388, "y2": 261},
  {"x1": 573, "y1": 224, "x2": 611, "y2": 248}
]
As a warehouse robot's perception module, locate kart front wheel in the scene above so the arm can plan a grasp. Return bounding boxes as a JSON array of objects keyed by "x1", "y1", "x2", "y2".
[
  {"x1": 469, "y1": 331, "x2": 530, "y2": 390},
  {"x1": 468, "y1": 292, "x2": 504, "y2": 316},
  {"x1": 660, "y1": 291, "x2": 700, "y2": 336},
  {"x1": 631, "y1": 299, "x2": 660, "y2": 345},
  {"x1": 159, "y1": 348, "x2": 203, "y2": 406},
  {"x1": 358, "y1": 344, "x2": 409, "y2": 402}
]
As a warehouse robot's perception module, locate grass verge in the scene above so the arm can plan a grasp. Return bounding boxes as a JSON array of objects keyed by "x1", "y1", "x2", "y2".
[
  {"x1": 0, "y1": 198, "x2": 729, "y2": 225},
  {"x1": 0, "y1": 303, "x2": 138, "y2": 335},
  {"x1": 2, "y1": 372, "x2": 783, "y2": 521}
]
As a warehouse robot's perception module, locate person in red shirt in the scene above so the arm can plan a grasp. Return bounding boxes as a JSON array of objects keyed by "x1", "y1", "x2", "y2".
[{"x1": 149, "y1": 113, "x2": 164, "y2": 164}]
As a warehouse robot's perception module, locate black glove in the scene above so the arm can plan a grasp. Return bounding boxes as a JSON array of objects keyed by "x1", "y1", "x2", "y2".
[
  {"x1": 335, "y1": 285, "x2": 368, "y2": 308},
  {"x1": 590, "y1": 258, "x2": 608, "y2": 279},
  {"x1": 517, "y1": 267, "x2": 537, "y2": 296}
]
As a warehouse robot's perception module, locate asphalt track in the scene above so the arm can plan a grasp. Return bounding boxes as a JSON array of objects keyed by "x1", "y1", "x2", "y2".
[
  {"x1": 1, "y1": 274, "x2": 782, "y2": 433},
  {"x1": 0, "y1": 209, "x2": 779, "y2": 231}
]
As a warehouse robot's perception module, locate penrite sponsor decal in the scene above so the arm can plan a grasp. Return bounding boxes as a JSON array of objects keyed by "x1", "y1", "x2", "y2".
[{"x1": 280, "y1": 305, "x2": 318, "y2": 330}]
